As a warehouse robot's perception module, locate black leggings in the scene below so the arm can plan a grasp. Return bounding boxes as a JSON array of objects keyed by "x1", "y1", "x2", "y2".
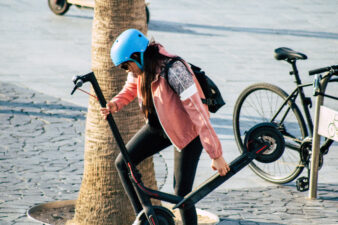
[{"x1": 115, "y1": 123, "x2": 203, "y2": 225}]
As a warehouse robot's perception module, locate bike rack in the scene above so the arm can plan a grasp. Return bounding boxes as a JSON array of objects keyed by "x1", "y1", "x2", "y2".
[{"x1": 309, "y1": 72, "x2": 337, "y2": 199}]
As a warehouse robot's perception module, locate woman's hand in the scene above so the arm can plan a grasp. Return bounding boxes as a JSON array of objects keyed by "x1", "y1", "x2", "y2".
[
  {"x1": 100, "y1": 101, "x2": 118, "y2": 119},
  {"x1": 211, "y1": 156, "x2": 230, "y2": 176}
]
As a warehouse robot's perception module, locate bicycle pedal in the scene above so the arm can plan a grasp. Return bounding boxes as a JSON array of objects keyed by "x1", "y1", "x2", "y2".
[{"x1": 296, "y1": 176, "x2": 309, "y2": 192}]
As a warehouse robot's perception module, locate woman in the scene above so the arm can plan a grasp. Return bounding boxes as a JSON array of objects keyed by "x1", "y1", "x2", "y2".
[{"x1": 101, "y1": 29, "x2": 230, "y2": 225}]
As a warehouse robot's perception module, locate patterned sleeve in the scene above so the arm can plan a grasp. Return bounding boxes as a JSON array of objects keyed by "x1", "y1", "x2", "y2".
[{"x1": 167, "y1": 60, "x2": 198, "y2": 100}]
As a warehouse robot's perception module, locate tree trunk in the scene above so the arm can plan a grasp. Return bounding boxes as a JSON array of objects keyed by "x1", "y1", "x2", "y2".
[{"x1": 67, "y1": 1, "x2": 159, "y2": 224}]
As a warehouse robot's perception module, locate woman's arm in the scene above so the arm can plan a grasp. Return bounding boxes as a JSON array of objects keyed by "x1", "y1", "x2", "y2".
[
  {"x1": 101, "y1": 72, "x2": 138, "y2": 119},
  {"x1": 110, "y1": 72, "x2": 138, "y2": 111}
]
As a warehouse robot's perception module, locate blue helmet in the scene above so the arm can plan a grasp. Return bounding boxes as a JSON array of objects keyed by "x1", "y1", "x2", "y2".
[{"x1": 111, "y1": 29, "x2": 149, "y2": 70}]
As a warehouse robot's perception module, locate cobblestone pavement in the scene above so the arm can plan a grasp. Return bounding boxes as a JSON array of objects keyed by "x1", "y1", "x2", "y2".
[
  {"x1": 200, "y1": 185, "x2": 338, "y2": 225},
  {"x1": 1, "y1": 82, "x2": 337, "y2": 225},
  {"x1": 0, "y1": 82, "x2": 85, "y2": 225},
  {"x1": 1, "y1": 0, "x2": 338, "y2": 224}
]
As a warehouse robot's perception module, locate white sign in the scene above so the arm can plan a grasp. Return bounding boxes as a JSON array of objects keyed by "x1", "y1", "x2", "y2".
[{"x1": 318, "y1": 106, "x2": 338, "y2": 142}]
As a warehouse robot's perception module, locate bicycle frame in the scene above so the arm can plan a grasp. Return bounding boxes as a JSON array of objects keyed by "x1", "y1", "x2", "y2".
[
  {"x1": 270, "y1": 60, "x2": 335, "y2": 152},
  {"x1": 286, "y1": 61, "x2": 313, "y2": 137},
  {"x1": 270, "y1": 81, "x2": 312, "y2": 141},
  {"x1": 71, "y1": 71, "x2": 270, "y2": 224}
]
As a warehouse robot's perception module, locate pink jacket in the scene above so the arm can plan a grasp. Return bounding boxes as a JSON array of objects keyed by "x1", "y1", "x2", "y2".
[{"x1": 111, "y1": 45, "x2": 222, "y2": 159}]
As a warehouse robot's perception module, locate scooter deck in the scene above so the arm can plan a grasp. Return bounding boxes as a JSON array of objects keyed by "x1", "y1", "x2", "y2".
[{"x1": 173, "y1": 146, "x2": 267, "y2": 209}]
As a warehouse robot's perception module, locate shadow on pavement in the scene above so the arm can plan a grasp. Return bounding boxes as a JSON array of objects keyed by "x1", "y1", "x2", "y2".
[
  {"x1": 218, "y1": 219, "x2": 283, "y2": 225},
  {"x1": 210, "y1": 117, "x2": 234, "y2": 140},
  {"x1": 0, "y1": 100, "x2": 86, "y2": 111},
  {"x1": 0, "y1": 109, "x2": 86, "y2": 120},
  {"x1": 149, "y1": 20, "x2": 338, "y2": 40},
  {"x1": 65, "y1": 14, "x2": 93, "y2": 20},
  {"x1": 0, "y1": 100, "x2": 86, "y2": 120}
]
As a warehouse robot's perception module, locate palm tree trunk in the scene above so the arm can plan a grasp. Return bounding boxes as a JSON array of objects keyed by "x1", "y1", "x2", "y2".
[{"x1": 67, "y1": 1, "x2": 159, "y2": 224}]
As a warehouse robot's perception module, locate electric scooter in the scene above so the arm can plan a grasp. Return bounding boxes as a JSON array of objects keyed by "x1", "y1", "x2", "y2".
[
  {"x1": 71, "y1": 71, "x2": 285, "y2": 225},
  {"x1": 47, "y1": 0, "x2": 150, "y2": 24}
]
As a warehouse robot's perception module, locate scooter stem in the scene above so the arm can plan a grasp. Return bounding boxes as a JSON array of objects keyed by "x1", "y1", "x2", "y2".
[{"x1": 74, "y1": 72, "x2": 138, "y2": 173}]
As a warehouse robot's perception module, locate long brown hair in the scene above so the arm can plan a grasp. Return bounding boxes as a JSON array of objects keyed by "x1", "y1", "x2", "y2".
[{"x1": 141, "y1": 41, "x2": 168, "y2": 117}]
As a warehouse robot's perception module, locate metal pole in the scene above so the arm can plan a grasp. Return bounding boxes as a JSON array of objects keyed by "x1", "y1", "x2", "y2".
[
  {"x1": 308, "y1": 94, "x2": 323, "y2": 199},
  {"x1": 309, "y1": 74, "x2": 330, "y2": 199}
]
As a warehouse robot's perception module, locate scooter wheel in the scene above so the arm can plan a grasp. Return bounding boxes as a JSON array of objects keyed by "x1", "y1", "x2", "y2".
[
  {"x1": 48, "y1": 0, "x2": 71, "y2": 15},
  {"x1": 244, "y1": 122, "x2": 285, "y2": 163},
  {"x1": 135, "y1": 206, "x2": 175, "y2": 225}
]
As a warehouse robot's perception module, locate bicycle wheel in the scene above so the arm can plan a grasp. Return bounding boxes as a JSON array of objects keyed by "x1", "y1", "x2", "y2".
[{"x1": 233, "y1": 83, "x2": 308, "y2": 184}]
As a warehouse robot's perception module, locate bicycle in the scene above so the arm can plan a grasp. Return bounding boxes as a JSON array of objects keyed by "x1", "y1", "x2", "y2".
[{"x1": 233, "y1": 47, "x2": 338, "y2": 190}]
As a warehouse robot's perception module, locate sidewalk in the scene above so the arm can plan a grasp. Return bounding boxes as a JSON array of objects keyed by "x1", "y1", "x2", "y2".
[
  {"x1": 1, "y1": 82, "x2": 337, "y2": 225},
  {"x1": 1, "y1": 0, "x2": 338, "y2": 224}
]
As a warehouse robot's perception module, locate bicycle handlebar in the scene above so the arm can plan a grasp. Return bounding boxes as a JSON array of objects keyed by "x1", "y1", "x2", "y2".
[{"x1": 309, "y1": 65, "x2": 338, "y2": 76}]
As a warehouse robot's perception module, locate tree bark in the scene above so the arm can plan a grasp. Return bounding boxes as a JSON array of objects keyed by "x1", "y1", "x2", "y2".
[{"x1": 67, "y1": 1, "x2": 159, "y2": 224}]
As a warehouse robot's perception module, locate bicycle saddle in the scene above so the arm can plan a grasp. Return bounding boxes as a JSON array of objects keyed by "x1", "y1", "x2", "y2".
[{"x1": 274, "y1": 47, "x2": 307, "y2": 61}]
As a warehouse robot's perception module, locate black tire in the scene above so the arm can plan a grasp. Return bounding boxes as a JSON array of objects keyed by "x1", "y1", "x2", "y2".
[
  {"x1": 145, "y1": 5, "x2": 150, "y2": 24},
  {"x1": 233, "y1": 83, "x2": 308, "y2": 184},
  {"x1": 244, "y1": 123, "x2": 285, "y2": 164},
  {"x1": 48, "y1": 0, "x2": 71, "y2": 15},
  {"x1": 140, "y1": 207, "x2": 175, "y2": 225}
]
